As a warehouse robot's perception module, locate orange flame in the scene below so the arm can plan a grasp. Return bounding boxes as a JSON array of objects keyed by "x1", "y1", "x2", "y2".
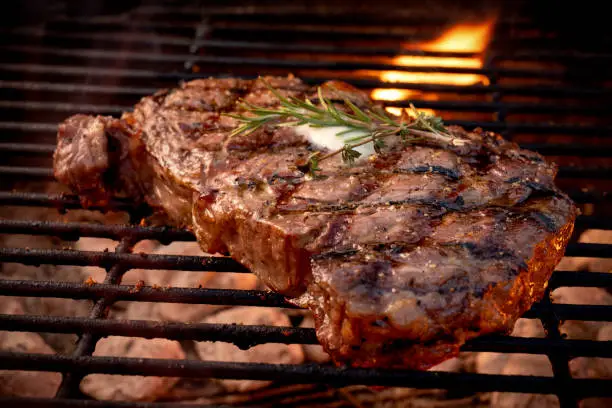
[{"x1": 371, "y1": 20, "x2": 495, "y2": 115}]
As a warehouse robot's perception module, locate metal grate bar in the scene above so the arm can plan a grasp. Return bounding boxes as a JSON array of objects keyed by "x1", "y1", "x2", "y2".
[
  {"x1": 203, "y1": 23, "x2": 504, "y2": 41},
  {"x1": 564, "y1": 243, "x2": 612, "y2": 258},
  {"x1": 70, "y1": 4, "x2": 538, "y2": 22},
  {"x1": 197, "y1": 41, "x2": 612, "y2": 61},
  {"x1": 1, "y1": 45, "x2": 585, "y2": 79},
  {"x1": 549, "y1": 271, "x2": 612, "y2": 289},
  {"x1": 0, "y1": 248, "x2": 248, "y2": 272},
  {"x1": 385, "y1": 99, "x2": 611, "y2": 116},
  {"x1": 347, "y1": 79, "x2": 612, "y2": 98},
  {"x1": 0, "y1": 143, "x2": 55, "y2": 154},
  {"x1": 4, "y1": 69, "x2": 611, "y2": 99},
  {"x1": 519, "y1": 144, "x2": 612, "y2": 158},
  {"x1": 6, "y1": 27, "x2": 195, "y2": 46},
  {"x1": 0, "y1": 192, "x2": 137, "y2": 212},
  {"x1": 204, "y1": 29, "x2": 611, "y2": 54},
  {"x1": 0, "y1": 313, "x2": 610, "y2": 357},
  {"x1": 0, "y1": 122, "x2": 58, "y2": 132},
  {"x1": 0, "y1": 45, "x2": 193, "y2": 63},
  {"x1": 0, "y1": 64, "x2": 169, "y2": 83},
  {"x1": 7, "y1": 29, "x2": 480, "y2": 59},
  {"x1": 1, "y1": 351, "x2": 611, "y2": 396},
  {"x1": 0, "y1": 314, "x2": 316, "y2": 349},
  {"x1": 494, "y1": 50, "x2": 612, "y2": 62},
  {"x1": 43, "y1": 19, "x2": 200, "y2": 31},
  {"x1": 0, "y1": 79, "x2": 156, "y2": 97},
  {"x1": 196, "y1": 39, "x2": 480, "y2": 58},
  {"x1": 0, "y1": 280, "x2": 297, "y2": 308},
  {"x1": 0, "y1": 166, "x2": 54, "y2": 178},
  {"x1": 539, "y1": 289, "x2": 578, "y2": 408},
  {"x1": 0, "y1": 220, "x2": 196, "y2": 242},
  {"x1": 524, "y1": 303, "x2": 612, "y2": 321},
  {"x1": 0, "y1": 397, "x2": 199, "y2": 408},
  {"x1": 0, "y1": 100, "x2": 125, "y2": 114}
]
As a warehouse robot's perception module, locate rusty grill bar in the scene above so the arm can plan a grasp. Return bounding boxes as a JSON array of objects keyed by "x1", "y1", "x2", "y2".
[{"x1": 1, "y1": 1, "x2": 612, "y2": 407}]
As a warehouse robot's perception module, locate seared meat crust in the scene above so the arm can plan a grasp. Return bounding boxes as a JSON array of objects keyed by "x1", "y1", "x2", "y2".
[{"x1": 54, "y1": 76, "x2": 576, "y2": 369}]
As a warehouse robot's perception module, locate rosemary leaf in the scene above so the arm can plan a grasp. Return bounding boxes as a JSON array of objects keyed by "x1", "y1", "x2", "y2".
[
  {"x1": 344, "y1": 99, "x2": 372, "y2": 124},
  {"x1": 307, "y1": 153, "x2": 321, "y2": 176},
  {"x1": 341, "y1": 145, "x2": 362, "y2": 165},
  {"x1": 336, "y1": 128, "x2": 366, "y2": 137},
  {"x1": 223, "y1": 78, "x2": 470, "y2": 175}
]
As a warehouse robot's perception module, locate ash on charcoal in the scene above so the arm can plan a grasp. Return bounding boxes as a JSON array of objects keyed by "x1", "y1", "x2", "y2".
[
  {"x1": 110, "y1": 241, "x2": 261, "y2": 322},
  {"x1": 80, "y1": 336, "x2": 185, "y2": 401},
  {"x1": 553, "y1": 287, "x2": 612, "y2": 340},
  {"x1": 0, "y1": 297, "x2": 62, "y2": 397},
  {"x1": 195, "y1": 306, "x2": 305, "y2": 393},
  {"x1": 152, "y1": 242, "x2": 260, "y2": 322},
  {"x1": 556, "y1": 229, "x2": 612, "y2": 273}
]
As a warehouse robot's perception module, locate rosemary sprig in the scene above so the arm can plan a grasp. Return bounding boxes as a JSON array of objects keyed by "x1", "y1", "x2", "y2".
[{"x1": 224, "y1": 79, "x2": 469, "y2": 175}]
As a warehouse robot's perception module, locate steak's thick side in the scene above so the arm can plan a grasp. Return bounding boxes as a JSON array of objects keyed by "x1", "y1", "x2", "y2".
[{"x1": 54, "y1": 77, "x2": 576, "y2": 369}]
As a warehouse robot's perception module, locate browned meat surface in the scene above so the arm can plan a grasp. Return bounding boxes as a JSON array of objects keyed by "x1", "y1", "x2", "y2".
[{"x1": 53, "y1": 76, "x2": 576, "y2": 370}]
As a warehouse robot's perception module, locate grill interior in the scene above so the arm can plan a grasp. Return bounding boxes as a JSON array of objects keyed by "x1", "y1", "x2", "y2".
[{"x1": 1, "y1": 1, "x2": 611, "y2": 407}]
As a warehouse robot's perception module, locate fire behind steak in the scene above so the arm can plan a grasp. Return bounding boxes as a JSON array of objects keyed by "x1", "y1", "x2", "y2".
[{"x1": 53, "y1": 76, "x2": 576, "y2": 369}]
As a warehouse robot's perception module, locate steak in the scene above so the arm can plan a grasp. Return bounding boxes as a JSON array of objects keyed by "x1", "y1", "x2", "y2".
[{"x1": 53, "y1": 76, "x2": 576, "y2": 369}]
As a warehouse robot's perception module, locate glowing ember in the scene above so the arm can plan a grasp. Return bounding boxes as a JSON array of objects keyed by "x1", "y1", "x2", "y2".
[{"x1": 370, "y1": 20, "x2": 495, "y2": 115}]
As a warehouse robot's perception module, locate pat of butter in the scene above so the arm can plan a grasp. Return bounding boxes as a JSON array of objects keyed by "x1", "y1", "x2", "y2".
[{"x1": 294, "y1": 124, "x2": 375, "y2": 161}]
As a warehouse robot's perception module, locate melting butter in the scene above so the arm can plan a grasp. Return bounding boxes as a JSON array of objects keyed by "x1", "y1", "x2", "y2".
[{"x1": 294, "y1": 124, "x2": 375, "y2": 161}]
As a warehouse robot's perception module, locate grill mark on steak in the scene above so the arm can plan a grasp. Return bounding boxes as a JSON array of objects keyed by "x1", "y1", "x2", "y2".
[
  {"x1": 53, "y1": 76, "x2": 576, "y2": 371},
  {"x1": 398, "y1": 165, "x2": 461, "y2": 180}
]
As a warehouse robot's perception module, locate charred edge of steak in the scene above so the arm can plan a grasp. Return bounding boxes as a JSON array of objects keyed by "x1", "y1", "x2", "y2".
[
  {"x1": 304, "y1": 211, "x2": 575, "y2": 370},
  {"x1": 395, "y1": 166, "x2": 461, "y2": 180},
  {"x1": 54, "y1": 114, "x2": 141, "y2": 207}
]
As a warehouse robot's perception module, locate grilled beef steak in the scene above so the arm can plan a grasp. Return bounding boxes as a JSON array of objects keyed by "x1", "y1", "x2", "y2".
[{"x1": 54, "y1": 76, "x2": 576, "y2": 369}]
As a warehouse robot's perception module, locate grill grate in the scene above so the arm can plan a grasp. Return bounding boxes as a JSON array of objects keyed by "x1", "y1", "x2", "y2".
[{"x1": 1, "y1": 1, "x2": 612, "y2": 407}]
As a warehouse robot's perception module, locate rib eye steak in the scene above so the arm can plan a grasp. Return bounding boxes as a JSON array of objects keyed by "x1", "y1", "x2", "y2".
[{"x1": 54, "y1": 76, "x2": 576, "y2": 369}]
